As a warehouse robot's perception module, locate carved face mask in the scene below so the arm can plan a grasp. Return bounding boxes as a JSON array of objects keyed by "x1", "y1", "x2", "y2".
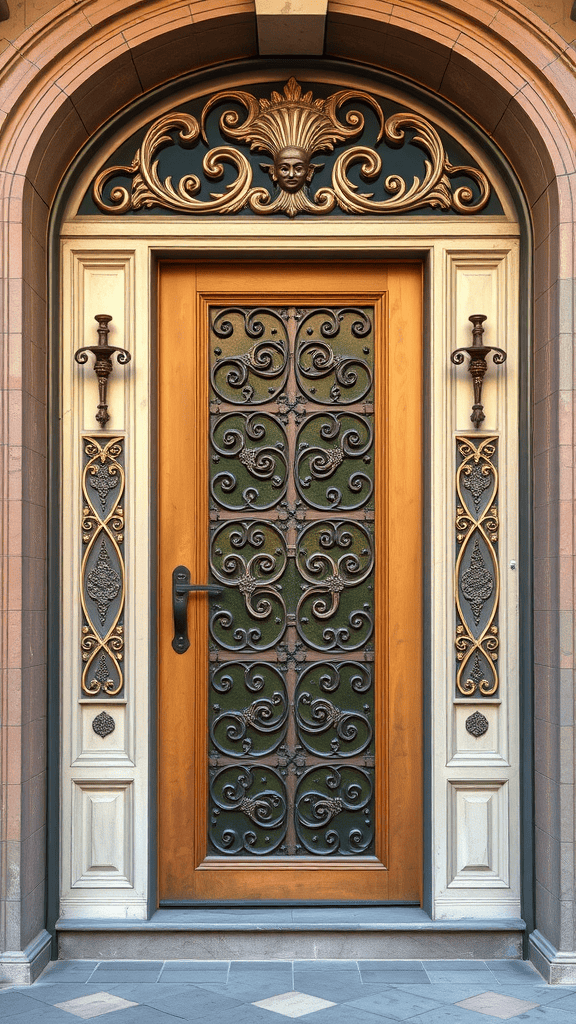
[{"x1": 272, "y1": 147, "x2": 311, "y2": 192}]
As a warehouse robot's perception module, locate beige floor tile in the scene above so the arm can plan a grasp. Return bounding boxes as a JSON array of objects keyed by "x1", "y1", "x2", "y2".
[
  {"x1": 456, "y1": 990, "x2": 540, "y2": 1019},
  {"x1": 54, "y1": 991, "x2": 138, "y2": 1018},
  {"x1": 253, "y1": 990, "x2": 336, "y2": 1017}
]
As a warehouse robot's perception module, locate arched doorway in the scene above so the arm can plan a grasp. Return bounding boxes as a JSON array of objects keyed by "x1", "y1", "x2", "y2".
[{"x1": 54, "y1": 62, "x2": 522, "y2": 948}]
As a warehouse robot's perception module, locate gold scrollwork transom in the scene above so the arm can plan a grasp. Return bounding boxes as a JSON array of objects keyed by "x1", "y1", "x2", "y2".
[{"x1": 92, "y1": 78, "x2": 491, "y2": 218}]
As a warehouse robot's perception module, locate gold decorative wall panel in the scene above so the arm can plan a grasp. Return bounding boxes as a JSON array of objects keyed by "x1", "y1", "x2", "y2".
[
  {"x1": 80, "y1": 436, "x2": 125, "y2": 698},
  {"x1": 92, "y1": 78, "x2": 491, "y2": 219},
  {"x1": 455, "y1": 435, "x2": 499, "y2": 697}
]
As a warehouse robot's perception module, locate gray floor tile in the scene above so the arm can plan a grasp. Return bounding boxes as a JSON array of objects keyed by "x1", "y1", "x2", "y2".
[
  {"x1": 293, "y1": 970, "x2": 366, "y2": 997},
  {"x1": 488, "y1": 960, "x2": 542, "y2": 975},
  {"x1": 20, "y1": 983, "x2": 122, "y2": 1006},
  {"x1": 362, "y1": 973, "x2": 429, "y2": 986},
  {"x1": 197, "y1": 1005, "x2": 284, "y2": 1024},
  {"x1": 359, "y1": 963, "x2": 422, "y2": 971},
  {"x1": 137, "y1": 987, "x2": 243, "y2": 1020},
  {"x1": 163, "y1": 962, "x2": 230, "y2": 971},
  {"x1": 158, "y1": 971, "x2": 229, "y2": 984},
  {"x1": 103, "y1": 982, "x2": 197, "y2": 1003},
  {"x1": 216, "y1": 979, "x2": 295, "y2": 1002},
  {"x1": 548, "y1": 993, "x2": 576, "y2": 1011},
  {"x1": 423, "y1": 971, "x2": 497, "y2": 986},
  {"x1": 488, "y1": 969, "x2": 545, "y2": 985},
  {"x1": 95, "y1": 1006, "x2": 185, "y2": 1023},
  {"x1": 398, "y1": 1006, "x2": 504, "y2": 1023},
  {"x1": 423, "y1": 961, "x2": 488, "y2": 971},
  {"x1": 392, "y1": 983, "x2": 495, "y2": 1004},
  {"x1": 495, "y1": 984, "x2": 576, "y2": 1003},
  {"x1": 95, "y1": 961, "x2": 163, "y2": 970},
  {"x1": 346, "y1": 989, "x2": 444, "y2": 1020},
  {"x1": 88, "y1": 970, "x2": 163, "y2": 983},
  {"x1": 41, "y1": 962, "x2": 99, "y2": 974},
  {"x1": 294, "y1": 961, "x2": 360, "y2": 972},
  {"x1": 35, "y1": 971, "x2": 97, "y2": 985},
  {"x1": 0, "y1": 1006, "x2": 76, "y2": 1024},
  {"x1": 190, "y1": 982, "x2": 234, "y2": 995},
  {"x1": 298, "y1": 1006, "x2": 389, "y2": 1024},
  {"x1": 507, "y1": 1007, "x2": 576, "y2": 1022},
  {"x1": 225, "y1": 971, "x2": 293, "y2": 984},
  {"x1": 229, "y1": 962, "x2": 292, "y2": 972},
  {"x1": 0, "y1": 990, "x2": 44, "y2": 1018}
]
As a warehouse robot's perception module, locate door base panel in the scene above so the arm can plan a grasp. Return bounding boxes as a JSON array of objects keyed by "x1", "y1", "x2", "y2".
[{"x1": 56, "y1": 909, "x2": 525, "y2": 960}]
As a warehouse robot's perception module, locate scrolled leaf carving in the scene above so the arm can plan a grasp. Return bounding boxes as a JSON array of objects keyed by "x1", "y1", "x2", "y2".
[{"x1": 92, "y1": 79, "x2": 491, "y2": 218}]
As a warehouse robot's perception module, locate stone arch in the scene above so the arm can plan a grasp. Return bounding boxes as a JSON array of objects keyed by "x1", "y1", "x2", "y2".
[{"x1": 1, "y1": 0, "x2": 574, "y2": 977}]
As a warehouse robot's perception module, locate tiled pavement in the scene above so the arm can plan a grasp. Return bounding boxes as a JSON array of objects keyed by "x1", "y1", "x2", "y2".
[{"x1": 3, "y1": 959, "x2": 576, "y2": 1023}]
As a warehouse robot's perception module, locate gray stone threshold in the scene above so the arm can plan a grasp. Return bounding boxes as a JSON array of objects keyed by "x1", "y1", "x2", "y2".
[
  {"x1": 55, "y1": 909, "x2": 526, "y2": 960},
  {"x1": 57, "y1": 907, "x2": 526, "y2": 932}
]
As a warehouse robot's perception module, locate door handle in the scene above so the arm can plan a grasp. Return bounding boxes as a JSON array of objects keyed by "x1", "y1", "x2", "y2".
[{"x1": 172, "y1": 565, "x2": 223, "y2": 654}]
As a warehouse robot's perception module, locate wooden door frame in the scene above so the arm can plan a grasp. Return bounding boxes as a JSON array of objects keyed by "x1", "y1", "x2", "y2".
[{"x1": 158, "y1": 260, "x2": 423, "y2": 902}]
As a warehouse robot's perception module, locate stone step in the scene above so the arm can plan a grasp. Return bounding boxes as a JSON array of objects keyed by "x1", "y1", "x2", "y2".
[{"x1": 56, "y1": 908, "x2": 525, "y2": 961}]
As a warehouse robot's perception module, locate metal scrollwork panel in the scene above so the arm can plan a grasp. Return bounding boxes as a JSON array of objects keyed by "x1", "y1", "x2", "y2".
[
  {"x1": 210, "y1": 520, "x2": 287, "y2": 650},
  {"x1": 209, "y1": 765, "x2": 288, "y2": 854},
  {"x1": 455, "y1": 435, "x2": 499, "y2": 697},
  {"x1": 211, "y1": 412, "x2": 288, "y2": 510},
  {"x1": 80, "y1": 436, "x2": 125, "y2": 697},
  {"x1": 295, "y1": 307, "x2": 373, "y2": 405},
  {"x1": 295, "y1": 662, "x2": 373, "y2": 758},
  {"x1": 208, "y1": 304, "x2": 377, "y2": 857},
  {"x1": 295, "y1": 765, "x2": 374, "y2": 855},
  {"x1": 296, "y1": 520, "x2": 374, "y2": 652},
  {"x1": 210, "y1": 663, "x2": 288, "y2": 757},
  {"x1": 211, "y1": 307, "x2": 289, "y2": 404},
  {"x1": 296, "y1": 412, "x2": 374, "y2": 510}
]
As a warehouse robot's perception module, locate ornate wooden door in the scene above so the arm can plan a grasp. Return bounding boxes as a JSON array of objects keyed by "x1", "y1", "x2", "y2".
[{"x1": 158, "y1": 262, "x2": 422, "y2": 902}]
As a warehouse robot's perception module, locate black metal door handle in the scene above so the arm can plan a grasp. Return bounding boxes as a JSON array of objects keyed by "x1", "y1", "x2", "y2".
[{"x1": 172, "y1": 565, "x2": 222, "y2": 653}]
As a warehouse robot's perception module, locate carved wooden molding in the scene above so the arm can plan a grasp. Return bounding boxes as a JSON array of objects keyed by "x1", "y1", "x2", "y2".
[{"x1": 93, "y1": 78, "x2": 491, "y2": 218}]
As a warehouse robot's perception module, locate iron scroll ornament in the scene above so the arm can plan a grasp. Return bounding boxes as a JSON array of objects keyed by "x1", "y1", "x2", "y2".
[
  {"x1": 92, "y1": 78, "x2": 491, "y2": 218},
  {"x1": 451, "y1": 315, "x2": 507, "y2": 427}
]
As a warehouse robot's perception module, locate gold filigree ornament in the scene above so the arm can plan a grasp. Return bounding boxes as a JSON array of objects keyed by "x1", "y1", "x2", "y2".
[
  {"x1": 454, "y1": 436, "x2": 500, "y2": 697},
  {"x1": 80, "y1": 436, "x2": 125, "y2": 697},
  {"x1": 93, "y1": 78, "x2": 491, "y2": 218}
]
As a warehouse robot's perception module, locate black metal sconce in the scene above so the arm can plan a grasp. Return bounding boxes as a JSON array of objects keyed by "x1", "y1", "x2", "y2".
[
  {"x1": 451, "y1": 314, "x2": 507, "y2": 427},
  {"x1": 74, "y1": 314, "x2": 132, "y2": 428}
]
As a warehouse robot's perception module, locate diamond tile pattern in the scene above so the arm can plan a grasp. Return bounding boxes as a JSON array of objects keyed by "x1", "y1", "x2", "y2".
[
  {"x1": 254, "y1": 991, "x2": 336, "y2": 1017},
  {"x1": 55, "y1": 992, "x2": 138, "y2": 1018},
  {"x1": 1, "y1": 958, "x2": 571, "y2": 1024},
  {"x1": 457, "y1": 990, "x2": 541, "y2": 1019}
]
